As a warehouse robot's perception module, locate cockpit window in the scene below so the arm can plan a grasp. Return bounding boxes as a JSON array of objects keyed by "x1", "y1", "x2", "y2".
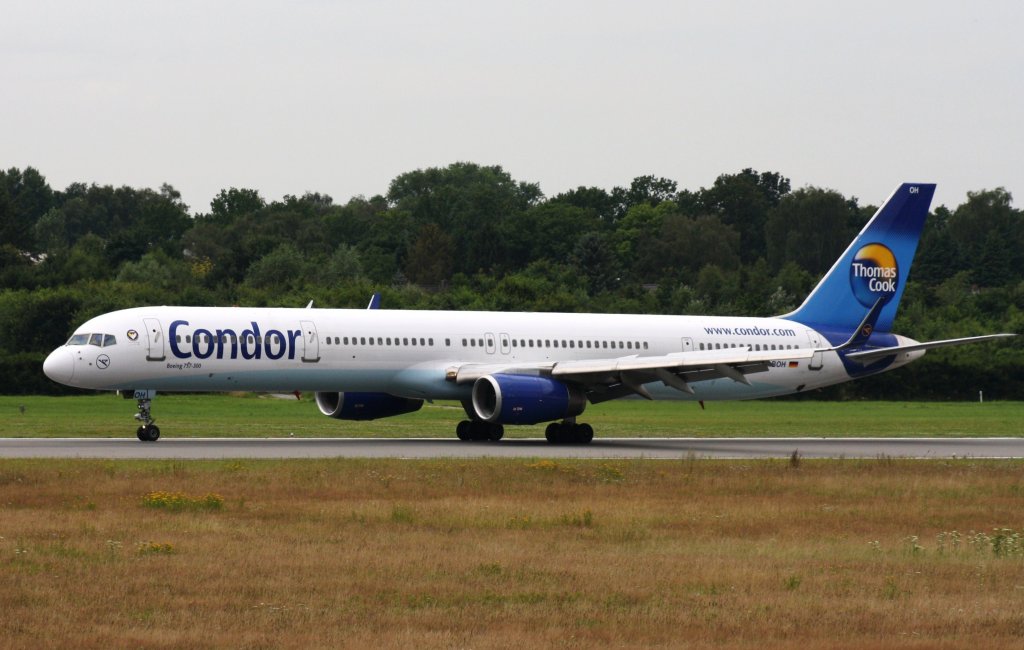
[{"x1": 67, "y1": 333, "x2": 117, "y2": 346}]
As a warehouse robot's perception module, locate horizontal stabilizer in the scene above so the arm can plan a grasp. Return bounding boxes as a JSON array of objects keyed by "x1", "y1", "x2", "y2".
[{"x1": 843, "y1": 333, "x2": 1017, "y2": 363}]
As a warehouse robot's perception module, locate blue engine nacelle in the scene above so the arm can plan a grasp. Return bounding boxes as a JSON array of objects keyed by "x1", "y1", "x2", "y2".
[
  {"x1": 315, "y1": 391, "x2": 423, "y2": 421},
  {"x1": 471, "y1": 374, "x2": 587, "y2": 425}
]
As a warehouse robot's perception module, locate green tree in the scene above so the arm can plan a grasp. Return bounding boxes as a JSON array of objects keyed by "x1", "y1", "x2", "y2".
[
  {"x1": 244, "y1": 243, "x2": 314, "y2": 291},
  {"x1": 698, "y1": 168, "x2": 790, "y2": 259},
  {"x1": 208, "y1": 188, "x2": 266, "y2": 222},
  {"x1": 386, "y1": 163, "x2": 542, "y2": 275},
  {"x1": 405, "y1": 223, "x2": 455, "y2": 286},
  {"x1": 765, "y1": 187, "x2": 854, "y2": 274},
  {"x1": 946, "y1": 188, "x2": 1023, "y2": 286},
  {"x1": 0, "y1": 167, "x2": 54, "y2": 251}
]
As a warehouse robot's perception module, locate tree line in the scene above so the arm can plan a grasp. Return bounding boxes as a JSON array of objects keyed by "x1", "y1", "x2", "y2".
[{"x1": 1, "y1": 163, "x2": 1021, "y2": 397}]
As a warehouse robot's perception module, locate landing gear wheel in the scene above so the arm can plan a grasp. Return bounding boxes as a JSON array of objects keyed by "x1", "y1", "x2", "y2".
[
  {"x1": 469, "y1": 421, "x2": 489, "y2": 441},
  {"x1": 137, "y1": 424, "x2": 160, "y2": 442},
  {"x1": 487, "y1": 423, "x2": 504, "y2": 441},
  {"x1": 545, "y1": 422, "x2": 559, "y2": 443},
  {"x1": 544, "y1": 421, "x2": 594, "y2": 445},
  {"x1": 457, "y1": 420, "x2": 505, "y2": 441},
  {"x1": 577, "y1": 423, "x2": 594, "y2": 444}
]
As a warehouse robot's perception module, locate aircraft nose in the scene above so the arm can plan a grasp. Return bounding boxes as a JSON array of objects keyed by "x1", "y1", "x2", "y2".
[{"x1": 43, "y1": 349, "x2": 75, "y2": 385}]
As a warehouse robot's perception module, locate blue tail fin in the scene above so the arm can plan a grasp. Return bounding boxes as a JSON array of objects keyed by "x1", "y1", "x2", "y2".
[{"x1": 782, "y1": 183, "x2": 935, "y2": 338}]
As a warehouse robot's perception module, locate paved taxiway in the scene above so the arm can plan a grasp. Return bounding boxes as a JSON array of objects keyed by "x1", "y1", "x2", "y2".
[{"x1": 2, "y1": 437, "x2": 1023, "y2": 460}]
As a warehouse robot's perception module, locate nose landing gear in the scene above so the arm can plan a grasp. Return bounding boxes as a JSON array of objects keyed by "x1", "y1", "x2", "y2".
[{"x1": 126, "y1": 390, "x2": 160, "y2": 442}]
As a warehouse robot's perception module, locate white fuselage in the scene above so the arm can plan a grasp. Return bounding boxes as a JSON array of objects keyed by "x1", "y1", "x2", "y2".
[{"x1": 43, "y1": 306, "x2": 911, "y2": 402}]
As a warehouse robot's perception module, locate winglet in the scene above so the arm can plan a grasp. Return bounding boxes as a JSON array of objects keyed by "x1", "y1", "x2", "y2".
[{"x1": 367, "y1": 292, "x2": 381, "y2": 310}]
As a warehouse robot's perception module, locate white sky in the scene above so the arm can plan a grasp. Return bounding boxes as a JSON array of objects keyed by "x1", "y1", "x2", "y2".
[{"x1": 2, "y1": 1, "x2": 1021, "y2": 214}]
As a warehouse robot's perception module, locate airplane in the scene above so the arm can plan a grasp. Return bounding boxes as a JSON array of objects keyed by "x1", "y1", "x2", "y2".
[{"x1": 43, "y1": 183, "x2": 1015, "y2": 443}]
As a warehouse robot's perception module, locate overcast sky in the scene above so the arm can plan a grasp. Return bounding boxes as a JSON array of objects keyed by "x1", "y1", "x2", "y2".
[{"x1": 2, "y1": 1, "x2": 1021, "y2": 214}]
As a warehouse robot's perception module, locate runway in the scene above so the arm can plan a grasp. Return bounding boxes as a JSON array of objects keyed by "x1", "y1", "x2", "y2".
[{"x1": 2, "y1": 437, "x2": 1023, "y2": 460}]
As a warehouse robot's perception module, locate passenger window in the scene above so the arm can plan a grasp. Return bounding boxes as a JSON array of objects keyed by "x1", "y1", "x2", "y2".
[
  {"x1": 412, "y1": 338, "x2": 417, "y2": 346},
  {"x1": 403, "y1": 338, "x2": 409, "y2": 345},
  {"x1": 512, "y1": 339, "x2": 518, "y2": 348},
  {"x1": 553, "y1": 340, "x2": 559, "y2": 348},
  {"x1": 470, "y1": 339, "x2": 476, "y2": 347},
  {"x1": 462, "y1": 338, "x2": 467, "y2": 346},
  {"x1": 326, "y1": 338, "x2": 332, "y2": 346},
  {"x1": 643, "y1": 342, "x2": 648, "y2": 350},
  {"x1": 344, "y1": 337, "x2": 349, "y2": 345},
  {"x1": 627, "y1": 342, "x2": 632, "y2": 350},
  {"x1": 368, "y1": 338, "x2": 374, "y2": 346},
  {"x1": 478, "y1": 339, "x2": 484, "y2": 347},
  {"x1": 429, "y1": 339, "x2": 434, "y2": 346},
  {"x1": 569, "y1": 341, "x2": 575, "y2": 349},
  {"x1": 186, "y1": 335, "x2": 192, "y2": 344},
  {"x1": 420, "y1": 338, "x2": 425, "y2": 346}
]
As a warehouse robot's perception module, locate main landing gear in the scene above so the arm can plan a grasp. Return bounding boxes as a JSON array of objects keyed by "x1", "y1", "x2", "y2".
[
  {"x1": 453, "y1": 418, "x2": 595, "y2": 444},
  {"x1": 545, "y1": 419, "x2": 594, "y2": 445},
  {"x1": 456, "y1": 420, "x2": 505, "y2": 441},
  {"x1": 128, "y1": 390, "x2": 160, "y2": 442}
]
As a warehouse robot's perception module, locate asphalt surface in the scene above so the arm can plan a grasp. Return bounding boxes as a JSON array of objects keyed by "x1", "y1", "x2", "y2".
[{"x1": 2, "y1": 437, "x2": 1023, "y2": 459}]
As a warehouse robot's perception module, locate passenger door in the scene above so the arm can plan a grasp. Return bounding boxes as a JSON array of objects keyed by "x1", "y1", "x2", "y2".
[
  {"x1": 144, "y1": 318, "x2": 165, "y2": 361},
  {"x1": 806, "y1": 331, "x2": 824, "y2": 370},
  {"x1": 301, "y1": 320, "x2": 320, "y2": 363}
]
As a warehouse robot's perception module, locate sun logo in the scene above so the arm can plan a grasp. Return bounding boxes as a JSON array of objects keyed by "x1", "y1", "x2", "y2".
[{"x1": 849, "y1": 243, "x2": 898, "y2": 307}]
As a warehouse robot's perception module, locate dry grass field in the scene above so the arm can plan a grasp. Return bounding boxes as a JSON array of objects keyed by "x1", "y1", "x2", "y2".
[{"x1": 3, "y1": 458, "x2": 1024, "y2": 648}]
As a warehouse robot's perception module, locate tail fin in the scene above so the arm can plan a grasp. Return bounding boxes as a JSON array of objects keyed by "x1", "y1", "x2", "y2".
[{"x1": 782, "y1": 183, "x2": 935, "y2": 337}]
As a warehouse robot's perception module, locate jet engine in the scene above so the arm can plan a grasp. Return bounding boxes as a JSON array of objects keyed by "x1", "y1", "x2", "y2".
[
  {"x1": 471, "y1": 374, "x2": 586, "y2": 425},
  {"x1": 315, "y1": 391, "x2": 423, "y2": 421}
]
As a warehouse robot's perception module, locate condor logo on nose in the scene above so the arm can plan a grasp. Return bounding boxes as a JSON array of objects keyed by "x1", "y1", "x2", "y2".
[{"x1": 850, "y1": 243, "x2": 898, "y2": 307}]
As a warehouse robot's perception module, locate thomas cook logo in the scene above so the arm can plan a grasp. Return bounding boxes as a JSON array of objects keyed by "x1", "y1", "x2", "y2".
[{"x1": 850, "y1": 243, "x2": 898, "y2": 307}]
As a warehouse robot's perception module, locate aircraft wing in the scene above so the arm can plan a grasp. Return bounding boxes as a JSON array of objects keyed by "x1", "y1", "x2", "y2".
[
  {"x1": 447, "y1": 347, "x2": 815, "y2": 402},
  {"x1": 843, "y1": 333, "x2": 1017, "y2": 364}
]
